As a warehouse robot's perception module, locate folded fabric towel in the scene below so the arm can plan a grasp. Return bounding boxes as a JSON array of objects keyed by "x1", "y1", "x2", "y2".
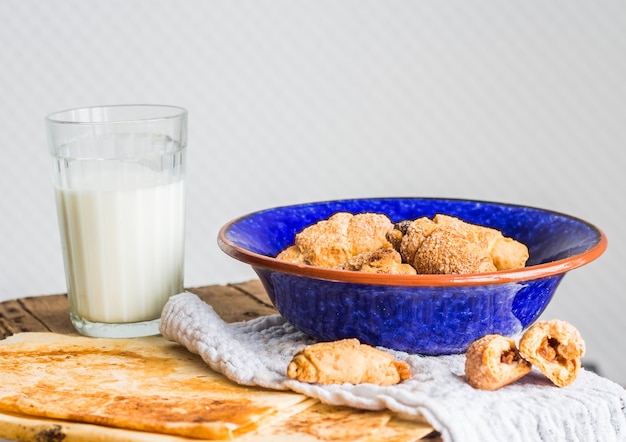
[{"x1": 160, "y1": 292, "x2": 626, "y2": 442}]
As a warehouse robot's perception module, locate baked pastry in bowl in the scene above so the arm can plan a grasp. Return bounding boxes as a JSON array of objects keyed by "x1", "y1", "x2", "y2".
[{"x1": 218, "y1": 198, "x2": 606, "y2": 355}]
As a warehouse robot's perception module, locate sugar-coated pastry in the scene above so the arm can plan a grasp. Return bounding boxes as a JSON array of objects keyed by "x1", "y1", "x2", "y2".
[
  {"x1": 433, "y1": 214, "x2": 529, "y2": 270},
  {"x1": 278, "y1": 212, "x2": 529, "y2": 276},
  {"x1": 412, "y1": 228, "x2": 497, "y2": 274},
  {"x1": 277, "y1": 212, "x2": 393, "y2": 268},
  {"x1": 336, "y1": 248, "x2": 417, "y2": 275},
  {"x1": 389, "y1": 214, "x2": 528, "y2": 274}
]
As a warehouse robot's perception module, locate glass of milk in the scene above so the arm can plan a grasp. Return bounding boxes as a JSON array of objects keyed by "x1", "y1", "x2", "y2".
[{"x1": 46, "y1": 105, "x2": 187, "y2": 338}]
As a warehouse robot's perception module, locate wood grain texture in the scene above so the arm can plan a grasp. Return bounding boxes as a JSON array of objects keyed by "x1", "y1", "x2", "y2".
[
  {"x1": 188, "y1": 280, "x2": 277, "y2": 323},
  {"x1": 0, "y1": 281, "x2": 275, "y2": 340}
]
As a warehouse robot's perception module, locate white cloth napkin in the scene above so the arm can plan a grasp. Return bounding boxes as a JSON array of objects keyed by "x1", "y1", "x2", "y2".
[{"x1": 160, "y1": 292, "x2": 626, "y2": 442}]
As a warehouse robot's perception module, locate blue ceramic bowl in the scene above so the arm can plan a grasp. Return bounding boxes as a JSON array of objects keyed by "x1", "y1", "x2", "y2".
[{"x1": 218, "y1": 198, "x2": 607, "y2": 355}]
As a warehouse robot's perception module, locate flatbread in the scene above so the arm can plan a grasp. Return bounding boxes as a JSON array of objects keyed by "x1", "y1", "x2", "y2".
[
  {"x1": 0, "y1": 333, "x2": 307, "y2": 440},
  {"x1": 0, "y1": 333, "x2": 434, "y2": 441},
  {"x1": 240, "y1": 402, "x2": 434, "y2": 441}
]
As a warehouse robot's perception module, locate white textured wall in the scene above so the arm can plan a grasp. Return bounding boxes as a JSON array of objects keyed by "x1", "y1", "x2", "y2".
[{"x1": 1, "y1": 1, "x2": 624, "y2": 385}]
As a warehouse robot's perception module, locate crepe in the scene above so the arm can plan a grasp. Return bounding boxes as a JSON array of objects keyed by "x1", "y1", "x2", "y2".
[{"x1": 0, "y1": 333, "x2": 434, "y2": 441}]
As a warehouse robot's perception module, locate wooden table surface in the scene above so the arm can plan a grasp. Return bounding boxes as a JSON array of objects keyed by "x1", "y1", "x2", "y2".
[
  {"x1": 0, "y1": 280, "x2": 277, "y2": 339},
  {"x1": 0, "y1": 280, "x2": 440, "y2": 441}
]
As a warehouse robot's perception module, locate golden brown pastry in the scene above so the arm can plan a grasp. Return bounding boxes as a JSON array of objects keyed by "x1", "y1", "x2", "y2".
[
  {"x1": 287, "y1": 339, "x2": 411, "y2": 386},
  {"x1": 277, "y1": 212, "x2": 394, "y2": 268},
  {"x1": 278, "y1": 212, "x2": 528, "y2": 275},
  {"x1": 390, "y1": 217, "x2": 438, "y2": 270},
  {"x1": 390, "y1": 216, "x2": 495, "y2": 274},
  {"x1": 336, "y1": 248, "x2": 417, "y2": 275},
  {"x1": 412, "y1": 228, "x2": 497, "y2": 274},
  {"x1": 388, "y1": 214, "x2": 528, "y2": 274},
  {"x1": 275, "y1": 245, "x2": 306, "y2": 264},
  {"x1": 433, "y1": 214, "x2": 529, "y2": 271},
  {"x1": 519, "y1": 320, "x2": 585, "y2": 387},
  {"x1": 465, "y1": 334, "x2": 532, "y2": 390}
]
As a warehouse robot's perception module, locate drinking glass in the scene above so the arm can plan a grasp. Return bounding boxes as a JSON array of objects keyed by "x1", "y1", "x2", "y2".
[{"x1": 46, "y1": 104, "x2": 187, "y2": 338}]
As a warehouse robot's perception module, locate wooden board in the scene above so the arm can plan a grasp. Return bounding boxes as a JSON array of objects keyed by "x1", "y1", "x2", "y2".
[{"x1": 0, "y1": 332, "x2": 434, "y2": 441}]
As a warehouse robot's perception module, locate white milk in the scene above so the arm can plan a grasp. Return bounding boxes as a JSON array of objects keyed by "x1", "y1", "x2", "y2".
[{"x1": 54, "y1": 165, "x2": 185, "y2": 324}]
